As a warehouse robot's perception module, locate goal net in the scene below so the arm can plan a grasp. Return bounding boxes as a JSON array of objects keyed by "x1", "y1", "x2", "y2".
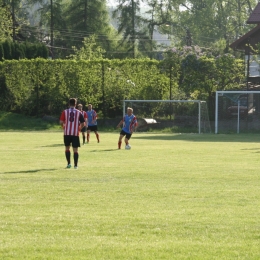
[
  {"x1": 123, "y1": 100, "x2": 211, "y2": 134},
  {"x1": 215, "y1": 90, "x2": 260, "y2": 134}
]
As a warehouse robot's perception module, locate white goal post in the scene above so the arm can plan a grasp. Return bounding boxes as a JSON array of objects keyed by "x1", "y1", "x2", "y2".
[
  {"x1": 123, "y1": 100, "x2": 211, "y2": 134},
  {"x1": 215, "y1": 90, "x2": 260, "y2": 134}
]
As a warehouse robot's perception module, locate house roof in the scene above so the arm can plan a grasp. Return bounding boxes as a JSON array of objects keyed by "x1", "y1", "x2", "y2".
[
  {"x1": 229, "y1": 24, "x2": 260, "y2": 51},
  {"x1": 247, "y1": 3, "x2": 260, "y2": 24}
]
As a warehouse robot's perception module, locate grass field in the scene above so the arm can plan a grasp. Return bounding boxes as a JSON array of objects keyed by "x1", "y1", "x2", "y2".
[{"x1": 0, "y1": 131, "x2": 260, "y2": 259}]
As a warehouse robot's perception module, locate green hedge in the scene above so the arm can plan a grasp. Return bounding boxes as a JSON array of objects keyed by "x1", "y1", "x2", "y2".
[
  {"x1": 0, "y1": 40, "x2": 48, "y2": 61},
  {"x1": 0, "y1": 55, "x2": 244, "y2": 119}
]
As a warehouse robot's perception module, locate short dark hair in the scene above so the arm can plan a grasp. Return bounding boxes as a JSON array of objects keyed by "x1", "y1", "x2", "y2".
[{"x1": 69, "y1": 98, "x2": 77, "y2": 106}]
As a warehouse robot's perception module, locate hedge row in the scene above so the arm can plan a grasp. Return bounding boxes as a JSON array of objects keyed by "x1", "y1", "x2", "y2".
[
  {"x1": 0, "y1": 55, "x2": 244, "y2": 119},
  {"x1": 0, "y1": 40, "x2": 49, "y2": 61}
]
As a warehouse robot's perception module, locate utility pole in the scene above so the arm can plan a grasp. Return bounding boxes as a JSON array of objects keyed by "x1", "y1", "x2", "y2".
[
  {"x1": 50, "y1": 0, "x2": 54, "y2": 59},
  {"x1": 131, "y1": 0, "x2": 135, "y2": 58}
]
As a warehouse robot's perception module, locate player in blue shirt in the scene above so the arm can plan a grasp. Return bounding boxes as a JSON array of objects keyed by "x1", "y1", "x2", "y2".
[
  {"x1": 116, "y1": 107, "x2": 138, "y2": 149},
  {"x1": 86, "y1": 104, "x2": 100, "y2": 143}
]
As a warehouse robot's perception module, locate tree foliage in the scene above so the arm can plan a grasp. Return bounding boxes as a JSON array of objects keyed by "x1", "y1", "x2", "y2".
[
  {"x1": 68, "y1": 35, "x2": 105, "y2": 60},
  {"x1": 0, "y1": 40, "x2": 48, "y2": 60},
  {"x1": 155, "y1": 0, "x2": 257, "y2": 53},
  {"x1": 0, "y1": 3, "x2": 13, "y2": 41},
  {"x1": 6, "y1": 0, "x2": 259, "y2": 60}
]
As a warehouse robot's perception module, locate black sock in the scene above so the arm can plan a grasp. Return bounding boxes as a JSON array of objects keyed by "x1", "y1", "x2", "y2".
[
  {"x1": 83, "y1": 136, "x2": 85, "y2": 143},
  {"x1": 65, "y1": 150, "x2": 70, "y2": 164},
  {"x1": 74, "y1": 152, "x2": 78, "y2": 166}
]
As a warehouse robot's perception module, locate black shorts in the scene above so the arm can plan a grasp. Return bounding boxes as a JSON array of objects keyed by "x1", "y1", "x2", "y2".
[
  {"x1": 87, "y1": 125, "x2": 98, "y2": 132},
  {"x1": 120, "y1": 130, "x2": 132, "y2": 140},
  {"x1": 81, "y1": 126, "x2": 87, "y2": 132},
  {"x1": 64, "y1": 135, "x2": 80, "y2": 148}
]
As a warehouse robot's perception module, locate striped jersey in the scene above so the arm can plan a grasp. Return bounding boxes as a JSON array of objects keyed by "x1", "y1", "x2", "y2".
[
  {"x1": 86, "y1": 109, "x2": 97, "y2": 126},
  {"x1": 60, "y1": 108, "x2": 85, "y2": 136},
  {"x1": 79, "y1": 110, "x2": 88, "y2": 125},
  {"x1": 122, "y1": 114, "x2": 137, "y2": 134}
]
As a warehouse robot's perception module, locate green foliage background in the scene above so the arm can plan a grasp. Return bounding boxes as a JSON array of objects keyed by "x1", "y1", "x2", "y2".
[
  {"x1": 0, "y1": 55, "x2": 244, "y2": 119},
  {"x1": 0, "y1": 40, "x2": 48, "y2": 60}
]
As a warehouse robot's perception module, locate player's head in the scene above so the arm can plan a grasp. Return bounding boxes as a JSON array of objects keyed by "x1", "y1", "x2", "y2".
[
  {"x1": 127, "y1": 107, "x2": 133, "y2": 116},
  {"x1": 77, "y1": 104, "x2": 83, "y2": 110},
  {"x1": 69, "y1": 98, "x2": 77, "y2": 107},
  {"x1": 88, "y1": 104, "x2": 92, "y2": 110}
]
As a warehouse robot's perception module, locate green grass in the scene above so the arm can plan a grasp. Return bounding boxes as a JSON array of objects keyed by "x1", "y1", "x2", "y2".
[{"x1": 0, "y1": 131, "x2": 260, "y2": 259}]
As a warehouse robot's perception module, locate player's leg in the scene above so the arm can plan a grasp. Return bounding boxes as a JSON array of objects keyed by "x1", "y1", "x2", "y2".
[
  {"x1": 72, "y1": 147, "x2": 79, "y2": 169},
  {"x1": 118, "y1": 135, "x2": 123, "y2": 149},
  {"x1": 82, "y1": 126, "x2": 86, "y2": 145},
  {"x1": 125, "y1": 133, "x2": 132, "y2": 146},
  {"x1": 65, "y1": 146, "x2": 71, "y2": 167},
  {"x1": 94, "y1": 130, "x2": 100, "y2": 143},
  {"x1": 83, "y1": 132, "x2": 86, "y2": 144},
  {"x1": 118, "y1": 130, "x2": 125, "y2": 149},
  {"x1": 72, "y1": 136, "x2": 80, "y2": 169},
  {"x1": 87, "y1": 129, "x2": 90, "y2": 143},
  {"x1": 64, "y1": 136, "x2": 72, "y2": 168}
]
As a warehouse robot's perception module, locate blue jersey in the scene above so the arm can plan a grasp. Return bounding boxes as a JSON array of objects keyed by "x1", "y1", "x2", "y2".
[
  {"x1": 122, "y1": 114, "x2": 137, "y2": 134},
  {"x1": 86, "y1": 109, "x2": 97, "y2": 126}
]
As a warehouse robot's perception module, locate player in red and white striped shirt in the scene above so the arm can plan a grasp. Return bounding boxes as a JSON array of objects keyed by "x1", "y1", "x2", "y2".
[
  {"x1": 77, "y1": 104, "x2": 88, "y2": 145},
  {"x1": 60, "y1": 98, "x2": 85, "y2": 169}
]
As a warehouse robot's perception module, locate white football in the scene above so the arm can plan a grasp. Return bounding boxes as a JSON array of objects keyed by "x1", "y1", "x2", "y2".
[{"x1": 125, "y1": 144, "x2": 131, "y2": 150}]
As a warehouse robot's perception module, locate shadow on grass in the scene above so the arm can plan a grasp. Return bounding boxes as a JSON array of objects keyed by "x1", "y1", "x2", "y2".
[
  {"x1": 133, "y1": 133, "x2": 260, "y2": 142},
  {"x1": 90, "y1": 149, "x2": 119, "y2": 152},
  {"x1": 241, "y1": 148, "x2": 260, "y2": 151},
  {"x1": 1, "y1": 168, "x2": 57, "y2": 174},
  {"x1": 41, "y1": 144, "x2": 64, "y2": 147}
]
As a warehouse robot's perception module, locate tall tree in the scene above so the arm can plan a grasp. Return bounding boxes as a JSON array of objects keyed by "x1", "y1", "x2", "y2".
[
  {"x1": 26, "y1": 0, "x2": 67, "y2": 58},
  {"x1": 64, "y1": 0, "x2": 112, "y2": 55},
  {"x1": 113, "y1": 0, "x2": 151, "y2": 58},
  {"x1": 0, "y1": 2, "x2": 13, "y2": 41},
  {"x1": 152, "y1": 0, "x2": 257, "y2": 53},
  {"x1": 3, "y1": 0, "x2": 29, "y2": 42},
  {"x1": 68, "y1": 34, "x2": 105, "y2": 60}
]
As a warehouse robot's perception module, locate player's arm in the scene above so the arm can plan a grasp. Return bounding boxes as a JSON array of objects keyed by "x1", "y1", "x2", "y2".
[
  {"x1": 117, "y1": 118, "x2": 124, "y2": 128},
  {"x1": 130, "y1": 118, "x2": 138, "y2": 133},
  {"x1": 80, "y1": 122, "x2": 85, "y2": 129},
  {"x1": 60, "y1": 111, "x2": 65, "y2": 128},
  {"x1": 132, "y1": 123, "x2": 138, "y2": 132},
  {"x1": 85, "y1": 114, "x2": 88, "y2": 128},
  {"x1": 79, "y1": 113, "x2": 85, "y2": 130}
]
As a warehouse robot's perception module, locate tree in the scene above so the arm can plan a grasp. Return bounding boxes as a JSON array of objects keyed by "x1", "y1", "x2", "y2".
[
  {"x1": 3, "y1": 0, "x2": 36, "y2": 42},
  {"x1": 26, "y1": 0, "x2": 67, "y2": 58},
  {"x1": 153, "y1": 0, "x2": 257, "y2": 52},
  {"x1": 68, "y1": 35, "x2": 105, "y2": 60},
  {"x1": 64, "y1": 0, "x2": 112, "y2": 54},
  {"x1": 113, "y1": 0, "x2": 152, "y2": 58},
  {"x1": 0, "y1": 2, "x2": 14, "y2": 41},
  {"x1": 2, "y1": 40, "x2": 12, "y2": 59}
]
